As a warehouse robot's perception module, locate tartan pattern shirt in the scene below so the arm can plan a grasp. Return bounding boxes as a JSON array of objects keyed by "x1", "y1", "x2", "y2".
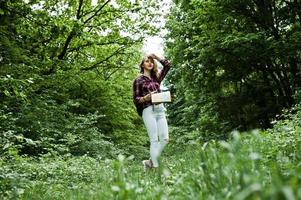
[{"x1": 133, "y1": 59, "x2": 172, "y2": 116}]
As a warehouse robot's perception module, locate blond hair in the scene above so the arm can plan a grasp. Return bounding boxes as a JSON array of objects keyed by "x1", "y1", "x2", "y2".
[{"x1": 139, "y1": 56, "x2": 159, "y2": 80}]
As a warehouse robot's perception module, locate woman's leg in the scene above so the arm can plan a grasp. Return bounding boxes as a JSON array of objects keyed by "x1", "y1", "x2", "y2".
[
  {"x1": 157, "y1": 113, "x2": 169, "y2": 155},
  {"x1": 142, "y1": 106, "x2": 160, "y2": 167}
]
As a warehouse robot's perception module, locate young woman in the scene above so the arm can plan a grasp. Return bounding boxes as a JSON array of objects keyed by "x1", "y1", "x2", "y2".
[{"x1": 133, "y1": 53, "x2": 172, "y2": 170}]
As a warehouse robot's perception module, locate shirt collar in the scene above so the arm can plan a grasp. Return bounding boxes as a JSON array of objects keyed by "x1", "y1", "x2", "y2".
[{"x1": 141, "y1": 74, "x2": 152, "y2": 80}]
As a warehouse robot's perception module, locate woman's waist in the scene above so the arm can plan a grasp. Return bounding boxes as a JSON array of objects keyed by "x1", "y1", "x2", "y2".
[{"x1": 143, "y1": 103, "x2": 165, "y2": 111}]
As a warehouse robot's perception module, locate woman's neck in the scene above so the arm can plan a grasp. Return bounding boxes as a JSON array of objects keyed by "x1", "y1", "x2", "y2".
[{"x1": 144, "y1": 70, "x2": 151, "y2": 78}]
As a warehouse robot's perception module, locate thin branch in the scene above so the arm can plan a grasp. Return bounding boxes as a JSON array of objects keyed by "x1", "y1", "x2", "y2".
[
  {"x1": 81, "y1": 47, "x2": 125, "y2": 71},
  {"x1": 57, "y1": 0, "x2": 85, "y2": 60},
  {"x1": 68, "y1": 40, "x2": 133, "y2": 53},
  {"x1": 104, "y1": 68, "x2": 120, "y2": 81},
  {"x1": 58, "y1": 30, "x2": 76, "y2": 60},
  {"x1": 82, "y1": 7, "x2": 141, "y2": 19},
  {"x1": 76, "y1": 0, "x2": 84, "y2": 19},
  {"x1": 6, "y1": 7, "x2": 51, "y2": 28},
  {"x1": 94, "y1": 7, "x2": 141, "y2": 15},
  {"x1": 84, "y1": 0, "x2": 112, "y2": 25}
]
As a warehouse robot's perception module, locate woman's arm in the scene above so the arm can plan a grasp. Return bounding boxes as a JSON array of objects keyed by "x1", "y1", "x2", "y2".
[
  {"x1": 158, "y1": 59, "x2": 171, "y2": 82},
  {"x1": 149, "y1": 54, "x2": 172, "y2": 83},
  {"x1": 133, "y1": 79, "x2": 151, "y2": 104},
  {"x1": 133, "y1": 79, "x2": 143, "y2": 105},
  {"x1": 150, "y1": 54, "x2": 171, "y2": 82}
]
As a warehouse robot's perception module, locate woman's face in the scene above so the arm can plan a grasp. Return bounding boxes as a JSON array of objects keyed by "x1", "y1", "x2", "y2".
[{"x1": 143, "y1": 58, "x2": 154, "y2": 71}]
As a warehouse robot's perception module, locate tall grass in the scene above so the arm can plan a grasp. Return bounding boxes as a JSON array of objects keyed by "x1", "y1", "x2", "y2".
[
  {"x1": 1, "y1": 128, "x2": 300, "y2": 200},
  {"x1": 1, "y1": 106, "x2": 301, "y2": 199}
]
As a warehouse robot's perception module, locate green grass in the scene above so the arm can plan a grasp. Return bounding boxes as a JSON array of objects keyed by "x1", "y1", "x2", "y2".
[{"x1": 1, "y1": 128, "x2": 300, "y2": 200}]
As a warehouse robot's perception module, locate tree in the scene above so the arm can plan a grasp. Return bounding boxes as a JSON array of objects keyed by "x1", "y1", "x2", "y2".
[
  {"x1": 165, "y1": 0, "x2": 301, "y2": 134},
  {"x1": 1, "y1": 0, "x2": 163, "y2": 157}
]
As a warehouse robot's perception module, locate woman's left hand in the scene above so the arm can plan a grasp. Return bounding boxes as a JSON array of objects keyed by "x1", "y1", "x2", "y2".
[{"x1": 149, "y1": 53, "x2": 162, "y2": 61}]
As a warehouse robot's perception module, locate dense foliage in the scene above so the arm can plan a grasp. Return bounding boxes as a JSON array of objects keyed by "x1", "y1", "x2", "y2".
[
  {"x1": 1, "y1": 0, "x2": 301, "y2": 199},
  {"x1": 0, "y1": 0, "x2": 164, "y2": 157},
  {"x1": 165, "y1": 0, "x2": 301, "y2": 135}
]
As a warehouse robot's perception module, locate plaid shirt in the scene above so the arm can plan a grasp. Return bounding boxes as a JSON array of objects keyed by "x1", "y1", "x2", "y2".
[{"x1": 133, "y1": 59, "x2": 172, "y2": 116}]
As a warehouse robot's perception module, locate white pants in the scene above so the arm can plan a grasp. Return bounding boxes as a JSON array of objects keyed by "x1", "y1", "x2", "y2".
[{"x1": 142, "y1": 104, "x2": 169, "y2": 167}]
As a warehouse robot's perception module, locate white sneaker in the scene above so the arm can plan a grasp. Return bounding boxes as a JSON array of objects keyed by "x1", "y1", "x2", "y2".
[{"x1": 142, "y1": 159, "x2": 152, "y2": 171}]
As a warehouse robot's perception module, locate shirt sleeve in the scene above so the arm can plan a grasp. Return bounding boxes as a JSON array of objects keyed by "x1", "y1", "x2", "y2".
[
  {"x1": 158, "y1": 59, "x2": 172, "y2": 83},
  {"x1": 133, "y1": 78, "x2": 142, "y2": 105}
]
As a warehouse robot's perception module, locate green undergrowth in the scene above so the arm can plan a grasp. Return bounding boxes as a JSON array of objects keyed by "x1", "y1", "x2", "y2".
[
  {"x1": 1, "y1": 131, "x2": 300, "y2": 199},
  {"x1": 1, "y1": 107, "x2": 301, "y2": 200}
]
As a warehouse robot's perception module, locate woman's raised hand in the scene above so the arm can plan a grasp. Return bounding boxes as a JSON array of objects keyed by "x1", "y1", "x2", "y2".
[{"x1": 149, "y1": 53, "x2": 162, "y2": 61}]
